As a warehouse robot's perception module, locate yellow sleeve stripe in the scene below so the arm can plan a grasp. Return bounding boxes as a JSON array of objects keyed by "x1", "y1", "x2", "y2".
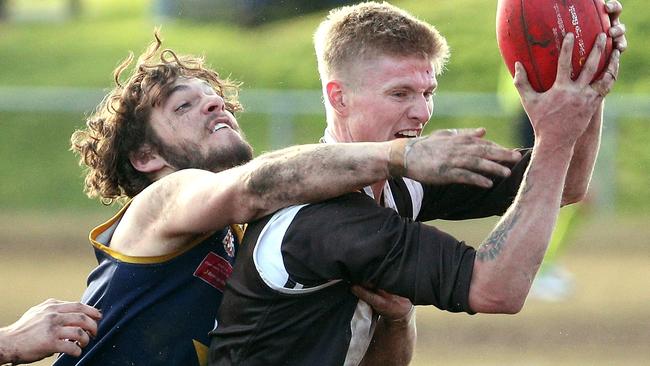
[
  {"x1": 230, "y1": 223, "x2": 245, "y2": 243},
  {"x1": 89, "y1": 200, "x2": 213, "y2": 264},
  {"x1": 193, "y1": 339, "x2": 209, "y2": 366}
]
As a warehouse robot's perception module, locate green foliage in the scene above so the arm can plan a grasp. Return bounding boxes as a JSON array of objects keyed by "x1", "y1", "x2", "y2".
[
  {"x1": 1, "y1": 0, "x2": 648, "y2": 90},
  {"x1": 0, "y1": 0, "x2": 648, "y2": 212},
  {"x1": 0, "y1": 112, "x2": 97, "y2": 210},
  {"x1": 617, "y1": 118, "x2": 650, "y2": 213}
]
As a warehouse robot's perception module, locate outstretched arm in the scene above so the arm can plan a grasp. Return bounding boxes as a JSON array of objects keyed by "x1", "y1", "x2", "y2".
[
  {"x1": 561, "y1": 100, "x2": 604, "y2": 205},
  {"x1": 146, "y1": 130, "x2": 521, "y2": 241},
  {"x1": 561, "y1": 0, "x2": 626, "y2": 205},
  {"x1": 470, "y1": 32, "x2": 612, "y2": 313},
  {"x1": 0, "y1": 299, "x2": 101, "y2": 364}
]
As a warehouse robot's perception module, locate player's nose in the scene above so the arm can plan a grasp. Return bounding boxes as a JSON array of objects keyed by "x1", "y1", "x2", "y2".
[
  {"x1": 408, "y1": 96, "x2": 432, "y2": 124},
  {"x1": 203, "y1": 94, "x2": 225, "y2": 114}
]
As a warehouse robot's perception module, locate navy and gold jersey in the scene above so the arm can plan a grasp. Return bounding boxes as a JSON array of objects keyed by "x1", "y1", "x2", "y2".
[{"x1": 54, "y1": 203, "x2": 241, "y2": 366}]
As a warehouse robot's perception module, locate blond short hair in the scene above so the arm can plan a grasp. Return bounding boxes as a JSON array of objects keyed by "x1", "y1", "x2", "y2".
[{"x1": 314, "y1": 1, "x2": 450, "y2": 83}]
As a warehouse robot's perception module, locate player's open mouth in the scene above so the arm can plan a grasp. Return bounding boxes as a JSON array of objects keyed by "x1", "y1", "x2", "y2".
[
  {"x1": 395, "y1": 130, "x2": 419, "y2": 138},
  {"x1": 211, "y1": 123, "x2": 229, "y2": 134}
]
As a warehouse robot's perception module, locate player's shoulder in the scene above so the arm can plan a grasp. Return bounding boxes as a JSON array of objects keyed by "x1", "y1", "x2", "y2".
[
  {"x1": 156, "y1": 168, "x2": 216, "y2": 187},
  {"x1": 294, "y1": 191, "x2": 397, "y2": 225},
  {"x1": 308, "y1": 191, "x2": 379, "y2": 210}
]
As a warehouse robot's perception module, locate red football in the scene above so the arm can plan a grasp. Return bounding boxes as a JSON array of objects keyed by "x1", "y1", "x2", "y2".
[{"x1": 496, "y1": 0, "x2": 612, "y2": 92}]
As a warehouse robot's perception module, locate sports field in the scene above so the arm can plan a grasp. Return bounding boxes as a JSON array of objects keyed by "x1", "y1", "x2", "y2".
[{"x1": 2, "y1": 211, "x2": 648, "y2": 366}]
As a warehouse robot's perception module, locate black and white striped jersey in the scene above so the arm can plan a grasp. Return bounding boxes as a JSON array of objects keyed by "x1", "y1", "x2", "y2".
[{"x1": 209, "y1": 150, "x2": 531, "y2": 366}]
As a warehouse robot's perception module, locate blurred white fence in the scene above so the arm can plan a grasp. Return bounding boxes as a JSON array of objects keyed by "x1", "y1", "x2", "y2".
[{"x1": 1, "y1": 86, "x2": 648, "y2": 211}]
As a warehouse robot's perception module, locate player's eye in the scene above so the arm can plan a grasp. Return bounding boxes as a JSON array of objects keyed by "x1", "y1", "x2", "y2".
[{"x1": 175, "y1": 102, "x2": 191, "y2": 112}]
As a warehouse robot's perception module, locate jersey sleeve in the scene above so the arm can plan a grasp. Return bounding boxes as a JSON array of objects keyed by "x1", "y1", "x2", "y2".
[
  {"x1": 276, "y1": 193, "x2": 476, "y2": 313},
  {"x1": 416, "y1": 148, "x2": 532, "y2": 221}
]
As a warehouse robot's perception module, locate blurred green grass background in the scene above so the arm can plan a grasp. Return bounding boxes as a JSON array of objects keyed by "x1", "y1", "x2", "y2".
[{"x1": 1, "y1": 0, "x2": 648, "y2": 214}]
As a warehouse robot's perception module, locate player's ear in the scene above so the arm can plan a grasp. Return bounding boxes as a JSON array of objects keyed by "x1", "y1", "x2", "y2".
[
  {"x1": 129, "y1": 144, "x2": 167, "y2": 173},
  {"x1": 326, "y1": 80, "x2": 348, "y2": 116}
]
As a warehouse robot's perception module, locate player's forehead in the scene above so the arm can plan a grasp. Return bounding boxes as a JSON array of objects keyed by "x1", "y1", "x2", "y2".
[
  {"x1": 157, "y1": 77, "x2": 216, "y2": 108},
  {"x1": 166, "y1": 77, "x2": 212, "y2": 96},
  {"x1": 361, "y1": 55, "x2": 437, "y2": 90}
]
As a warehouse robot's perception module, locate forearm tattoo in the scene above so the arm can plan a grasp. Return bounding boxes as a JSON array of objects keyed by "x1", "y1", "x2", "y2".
[
  {"x1": 476, "y1": 208, "x2": 521, "y2": 261},
  {"x1": 476, "y1": 182, "x2": 532, "y2": 261}
]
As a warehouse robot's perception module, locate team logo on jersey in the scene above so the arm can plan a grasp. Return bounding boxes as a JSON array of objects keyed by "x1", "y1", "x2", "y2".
[
  {"x1": 223, "y1": 229, "x2": 235, "y2": 258},
  {"x1": 194, "y1": 252, "x2": 233, "y2": 291}
]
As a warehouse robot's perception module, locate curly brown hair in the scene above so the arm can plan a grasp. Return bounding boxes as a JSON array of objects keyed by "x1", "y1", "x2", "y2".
[{"x1": 72, "y1": 31, "x2": 242, "y2": 204}]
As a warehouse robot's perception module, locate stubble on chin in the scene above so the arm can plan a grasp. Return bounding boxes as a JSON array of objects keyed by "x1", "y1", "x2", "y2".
[{"x1": 155, "y1": 135, "x2": 253, "y2": 173}]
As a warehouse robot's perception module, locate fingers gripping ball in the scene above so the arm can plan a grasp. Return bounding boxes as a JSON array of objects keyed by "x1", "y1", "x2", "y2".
[{"x1": 496, "y1": 0, "x2": 613, "y2": 92}]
